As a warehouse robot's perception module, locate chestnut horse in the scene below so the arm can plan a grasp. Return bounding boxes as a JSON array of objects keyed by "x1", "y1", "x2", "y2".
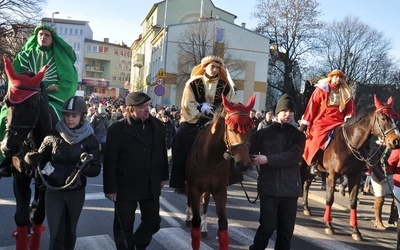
[
  {"x1": 301, "y1": 95, "x2": 400, "y2": 241},
  {"x1": 1, "y1": 57, "x2": 54, "y2": 249},
  {"x1": 186, "y1": 94, "x2": 255, "y2": 250}
]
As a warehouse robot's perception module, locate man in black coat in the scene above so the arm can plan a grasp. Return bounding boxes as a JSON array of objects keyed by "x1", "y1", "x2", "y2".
[
  {"x1": 103, "y1": 92, "x2": 169, "y2": 250},
  {"x1": 249, "y1": 94, "x2": 305, "y2": 250}
]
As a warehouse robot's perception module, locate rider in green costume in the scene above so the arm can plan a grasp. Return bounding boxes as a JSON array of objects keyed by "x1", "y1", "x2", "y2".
[{"x1": 0, "y1": 25, "x2": 77, "y2": 176}]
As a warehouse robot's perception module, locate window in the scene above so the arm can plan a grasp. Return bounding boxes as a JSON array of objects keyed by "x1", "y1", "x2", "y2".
[
  {"x1": 114, "y1": 49, "x2": 119, "y2": 55},
  {"x1": 69, "y1": 28, "x2": 73, "y2": 35},
  {"x1": 59, "y1": 28, "x2": 63, "y2": 34},
  {"x1": 216, "y1": 28, "x2": 225, "y2": 43},
  {"x1": 75, "y1": 29, "x2": 78, "y2": 35},
  {"x1": 74, "y1": 43, "x2": 81, "y2": 51},
  {"x1": 99, "y1": 46, "x2": 109, "y2": 53},
  {"x1": 80, "y1": 29, "x2": 83, "y2": 35}
]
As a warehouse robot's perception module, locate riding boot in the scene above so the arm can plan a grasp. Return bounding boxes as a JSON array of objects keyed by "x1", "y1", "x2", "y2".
[
  {"x1": 0, "y1": 156, "x2": 12, "y2": 177},
  {"x1": 373, "y1": 196, "x2": 386, "y2": 230},
  {"x1": 389, "y1": 199, "x2": 398, "y2": 227},
  {"x1": 191, "y1": 227, "x2": 201, "y2": 250},
  {"x1": 29, "y1": 224, "x2": 45, "y2": 250},
  {"x1": 218, "y1": 229, "x2": 229, "y2": 250},
  {"x1": 13, "y1": 226, "x2": 29, "y2": 250}
]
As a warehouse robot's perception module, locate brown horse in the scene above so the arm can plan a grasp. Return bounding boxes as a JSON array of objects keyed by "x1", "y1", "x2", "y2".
[
  {"x1": 301, "y1": 95, "x2": 400, "y2": 241},
  {"x1": 186, "y1": 94, "x2": 255, "y2": 250}
]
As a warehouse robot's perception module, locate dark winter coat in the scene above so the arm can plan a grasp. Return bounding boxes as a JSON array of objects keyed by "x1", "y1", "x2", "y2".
[
  {"x1": 36, "y1": 130, "x2": 101, "y2": 190},
  {"x1": 163, "y1": 120, "x2": 176, "y2": 149},
  {"x1": 103, "y1": 115, "x2": 169, "y2": 201},
  {"x1": 250, "y1": 122, "x2": 305, "y2": 197}
]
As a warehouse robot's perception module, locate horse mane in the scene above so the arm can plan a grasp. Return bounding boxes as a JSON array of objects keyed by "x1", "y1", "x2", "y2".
[{"x1": 345, "y1": 105, "x2": 375, "y2": 126}]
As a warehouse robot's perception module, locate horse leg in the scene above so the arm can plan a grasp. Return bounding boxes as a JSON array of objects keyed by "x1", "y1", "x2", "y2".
[
  {"x1": 12, "y1": 172, "x2": 32, "y2": 249},
  {"x1": 300, "y1": 160, "x2": 313, "y2": 215},
  {"x1": 347, "y1": 174, "x2": 362, "y2": 241},
  {"x1": 214, "y1": 188, "x2": 228, "y2": 250},
  {"x1": 188, "y1": 189, "x2": 202, "y2": 250},
  {"x1": 185, "y1": 197, "x2": 192, "y2": 228},
  {"x1": 30, "y1": 180, "x2": 46, "y2": 250},
  {"x1": 201, "y1": 192, "x2": 210, "y2": 238},
  {"x1": 323, "y1": 174, "x2": 336, "y2": 235}
]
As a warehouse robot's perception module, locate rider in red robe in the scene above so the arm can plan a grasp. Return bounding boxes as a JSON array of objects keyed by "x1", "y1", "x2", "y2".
[{"x1": 300, "y1": 69, "x2": 355, "y2": 172}]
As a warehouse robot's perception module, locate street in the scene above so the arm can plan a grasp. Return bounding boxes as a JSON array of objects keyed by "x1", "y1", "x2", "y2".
[{"x1": 0, "y1": 169, "x2": 397, "y2": 249}]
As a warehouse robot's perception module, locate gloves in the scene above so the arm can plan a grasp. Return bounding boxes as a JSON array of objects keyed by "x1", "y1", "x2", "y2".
[
  {"x1": 199, "y1": 103, "x2": 215, "y2": 118},
  {"x1": 24, "y1": 151, "x2": 42, "y2": 167},
  {"x1": 299, "y1": 124, "x2": 308, "y2": 132},
  {"x1": 46, "y1": 84, "x2": 58, "y2": 93}
]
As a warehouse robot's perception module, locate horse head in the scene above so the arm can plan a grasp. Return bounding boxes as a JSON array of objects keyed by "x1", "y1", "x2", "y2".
[
  {"x1": 222, "y1": 94, "x2": 256, "y2": 172},
  {"x1": 1, "y1": 56, "x2": 48, "y2": 158},
  {"x1": 373, "y1": 94, "x2": 400, "y2": 149}
]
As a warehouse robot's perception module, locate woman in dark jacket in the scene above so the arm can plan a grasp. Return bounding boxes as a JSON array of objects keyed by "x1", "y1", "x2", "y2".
[
  {"x1": 25, "y1": 96, "x2": 101, "y2": 250},
  {"x1": 249, "y1": 94, "x2": 305, "y2": 250}
]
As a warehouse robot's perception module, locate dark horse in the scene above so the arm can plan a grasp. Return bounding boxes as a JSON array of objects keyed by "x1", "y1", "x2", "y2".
[
  {"x1": 300, "y1": 95, "x2": 400, "y2": 241},
  {"x1": 1, "y1": 56, "x2": 54, "y2": 249},
  {"x1": 186, "y1": 94, "x2": 255, "y2": 250}
]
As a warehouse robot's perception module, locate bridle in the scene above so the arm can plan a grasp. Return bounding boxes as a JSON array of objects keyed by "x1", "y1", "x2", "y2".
[
  {"x1": 223, "y1": 111, "x2": 251, "y2": 159},
  {"x1": 5, "y1": 85, "x2": 42, "y2": 138},
  {"x1": 342, "y1": 110, "x2": 398, "y2": 168}
]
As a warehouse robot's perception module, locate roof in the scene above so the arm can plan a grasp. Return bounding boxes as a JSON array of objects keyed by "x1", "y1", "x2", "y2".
[{"x1": 41, "y1": 18, "x2": 89, "y2": 25}]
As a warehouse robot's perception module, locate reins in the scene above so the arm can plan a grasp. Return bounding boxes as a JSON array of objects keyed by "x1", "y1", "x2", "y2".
[{"x1": 342, "y1": 111, "x2": 396, "y2": 168}]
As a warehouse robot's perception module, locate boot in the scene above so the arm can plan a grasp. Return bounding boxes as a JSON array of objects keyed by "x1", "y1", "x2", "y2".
[
  {"x1": 29, "y1": 224, "x2": 45, "y2": 250},
  {"x1": 0, "y1": 156, "x2": 12, "y2": 177},
  {"x1": 373, "y1": 196, "x2": 386, "y2": 230},
  {"x1": 13, "y1": 226, "x2": 29, "y2": 250},
  {"x1": 191, "y1": 227, "x2": 201, "y2": 250},
  {"x1": 389, "y1": 199, "x2": 398, "y2": 227},
  {"x1": 218, "y1": 229, "x2": 229, "y2": 250}
]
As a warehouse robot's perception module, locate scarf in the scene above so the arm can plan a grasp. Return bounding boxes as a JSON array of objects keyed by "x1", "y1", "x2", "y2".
[{"x1": 56, "y1": 121, "x2": 94, "y2": 145}]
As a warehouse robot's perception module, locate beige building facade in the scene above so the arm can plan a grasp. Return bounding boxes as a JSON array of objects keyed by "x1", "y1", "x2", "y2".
[{"x1": 130, "y1": 0, "x2": 270, "y2": 110}]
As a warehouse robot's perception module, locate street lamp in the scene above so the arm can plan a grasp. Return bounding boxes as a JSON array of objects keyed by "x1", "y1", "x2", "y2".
[{"x1": 52, "y1": 11, "x2": 59, "y2": 24}]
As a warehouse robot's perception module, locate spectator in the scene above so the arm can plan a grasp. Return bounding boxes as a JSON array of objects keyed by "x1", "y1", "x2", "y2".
[
  {"x1": 257, "y1": 111, "x2": 274, "y2": 130},
  {"x1": 90, "y1": 104, "x2": 109, "y2": 162}
]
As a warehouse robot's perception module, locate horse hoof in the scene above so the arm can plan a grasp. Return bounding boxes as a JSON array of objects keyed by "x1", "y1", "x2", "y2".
[
  {"x1": 324, "y1": 227, "x2": 335, "y2": 235},
  {"x1": 185, "y1": 220, "x2": 191, "y2": 228},
  {"x1": 351, "y1": 232, "x2": 362, "y2": 241},
  {"x1": 201, "y1": 231, "x2": 208, "y2": 238}
]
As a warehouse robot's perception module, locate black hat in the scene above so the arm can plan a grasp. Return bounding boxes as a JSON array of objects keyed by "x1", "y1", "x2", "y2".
[
  {"x1": 125, "y1": 92, "x2": 151, "y2": 106},
  {"x1": 161, "y1": 110, "x2": 171, "y2": 116},
  {"x1": 275, "y1": 93, "x2": 295, "y2": 114}
]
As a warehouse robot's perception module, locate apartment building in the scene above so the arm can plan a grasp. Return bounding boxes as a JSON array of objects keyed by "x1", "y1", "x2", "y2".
[
  {"x1": 130, "y1": 0, "x2": 270, "y2": 110},
  {"x1": 41, "y1": 18, "x2": 131, "y2": 98}
]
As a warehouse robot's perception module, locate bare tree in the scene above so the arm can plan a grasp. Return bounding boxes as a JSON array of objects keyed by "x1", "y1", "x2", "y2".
[
  {"x1": 253, "y1": 0, "x2": 322, "y2": 100},
  {"x1": 311, "y1": 16, "x2": 397, "y2": 86},
  {"x1": 0, "y1": 0, "x2": 45, "y2": 83},
  {"x1": 175, "y1": 20, "x2": 247, "y2": 88}
]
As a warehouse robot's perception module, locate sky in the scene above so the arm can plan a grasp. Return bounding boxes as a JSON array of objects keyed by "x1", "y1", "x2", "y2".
[{"x1": 43, "y1": 0, "x2": 400, "y2": 60}]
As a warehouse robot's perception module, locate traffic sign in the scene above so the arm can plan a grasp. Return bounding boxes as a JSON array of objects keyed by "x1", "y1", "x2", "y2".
[
  {"x1": 156, "y1": 77, "x2": 165, "y2": 85},
  {"x1": 154, "y1": 85, "x2": 165, "y2": 96},
  {"x1": 156, "y1": 68, "x2": 166, "y2": 78}
]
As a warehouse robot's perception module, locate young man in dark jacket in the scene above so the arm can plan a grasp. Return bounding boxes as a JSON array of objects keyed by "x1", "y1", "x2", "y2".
[{"x1": 249, "y1": 93, "x2": 305, "y2": 250}]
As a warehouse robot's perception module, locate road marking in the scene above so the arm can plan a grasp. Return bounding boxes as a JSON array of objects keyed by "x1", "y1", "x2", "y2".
[{"x1": 154, "y1": 227, "x2": 213, "y2": 250}]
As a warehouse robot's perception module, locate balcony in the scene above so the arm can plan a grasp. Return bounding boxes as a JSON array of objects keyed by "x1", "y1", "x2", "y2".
[
  {"x1": 133, "y1": 54, "x2": 144, "y2": 68},
  {"x1": 85, "y1": 65, "x2": 104, "y2": 72}
]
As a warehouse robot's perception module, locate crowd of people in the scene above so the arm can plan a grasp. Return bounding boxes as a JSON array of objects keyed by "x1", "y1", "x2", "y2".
[{"x1": 1, "y1": 23, "x2": 400, "y2": 249}]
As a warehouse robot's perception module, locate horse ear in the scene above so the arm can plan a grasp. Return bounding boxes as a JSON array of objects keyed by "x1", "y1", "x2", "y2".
[
  {"x1": 374, "y1": 94, "x2": 384, "y2": 110},
  {"x1": 222, "y1": 94, "x2": 234, "y2": 112},
  {"x1": 244, "y1": 95, "x2": 256, "y2": 112},
  {"x1": 387, "y1": 96, "x2": 394, "y2": 107}
]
